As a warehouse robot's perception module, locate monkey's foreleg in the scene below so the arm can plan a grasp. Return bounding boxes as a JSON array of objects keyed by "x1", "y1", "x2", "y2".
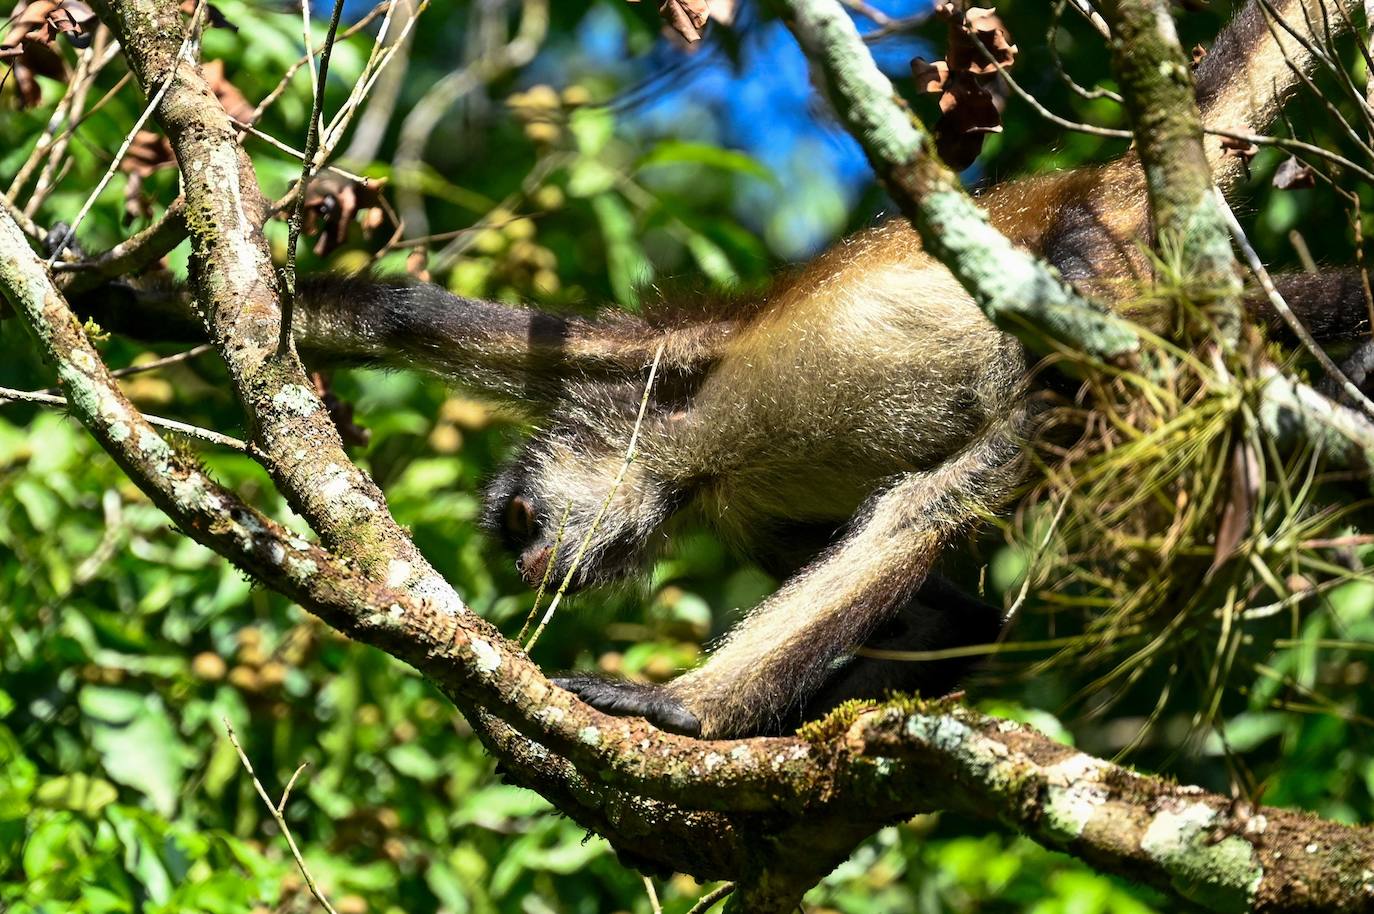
[{"x1": 560, "y1": 421, "x2": 1025, "y2": 739}]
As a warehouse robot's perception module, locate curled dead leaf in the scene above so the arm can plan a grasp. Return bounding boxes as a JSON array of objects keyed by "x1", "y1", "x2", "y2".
[
  {"x1": 1, "y1": 0, "x2": 97, "y2": 106},
  {"x1": 910, "y1": 3, "x2": 1016, "y2": 170},
  {"x1": 1191, "y1": 43, "x2": 1207, "y2": 67},
  {"x1": 119, "y1": 130, "x2": 176, "y2": 226},
  {"x1": 627, "y1": 0, "x2": 711, "y2": 43},
  {"x1": 302, "y1": 173, "x2": 389, "y2": 256},
  {"x1": 1219, "y1": 133, "x2": 1258, "y2": 178},
  {"x1": 1272, "y1": 155, "x2": 1316, "y2": 190}
]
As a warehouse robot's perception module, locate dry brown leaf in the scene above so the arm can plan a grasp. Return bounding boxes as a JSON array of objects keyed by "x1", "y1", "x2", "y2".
[
  {"x1": 1191, "y1": 43, "x2": 1208, "y2": 67},
  {"x1": 1210, "y1": 439, "x2": 1259, "y2": 576},
  {"x1": 202, "y1": 59, "x2": 254, "y2": 122},
  {"x1": 627, "y1": 0, "x2": 710, "y2": 43},
  {"x1": 911, "y1": 58, "x2": 948, "y2": 94},
  {"x1": 1272, "y1": 155, "x2": 1316, "y2": 190},
  {"x1": 910, "y1": 4, "x2": 1016, "y2": 170},
  {"x1": 2, "y1": 0, "x2": 97, "y2": 106},
  {"x1": 118, "y1": 130, "x2": 176, "y2": 225},
  {"x1": 302, "y1": 173, "x2": 389, "y2": 256},
  {"x1": 406, "y1": 248, "x2": 431, "y2": 282}
]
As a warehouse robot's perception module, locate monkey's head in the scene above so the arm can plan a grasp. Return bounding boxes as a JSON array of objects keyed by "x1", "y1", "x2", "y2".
[{"x1": 481, "y1": 422, "x2": 680, "y2": 593}]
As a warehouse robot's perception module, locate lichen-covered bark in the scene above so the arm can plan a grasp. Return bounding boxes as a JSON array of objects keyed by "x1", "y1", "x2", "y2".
[
  {"x1": 1100, "y1": 0, "x2": 1243, "y2": 340},
  {"x1": 88, "y1": 0, "x2": 455, "y2": 607},
  {"x1": 769, "y1": 0, "x2": 1139, "y2": 361}
]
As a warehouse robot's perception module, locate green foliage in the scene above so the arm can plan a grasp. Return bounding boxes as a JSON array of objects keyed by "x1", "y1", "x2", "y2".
[{"x1": 3, "y1": 0, "x2": 1374, "y2": 911}]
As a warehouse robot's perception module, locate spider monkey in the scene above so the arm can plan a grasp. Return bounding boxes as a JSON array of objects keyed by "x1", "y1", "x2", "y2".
[{"x1": 69, "y1": 0, "x2": 1370, "y2": 738}]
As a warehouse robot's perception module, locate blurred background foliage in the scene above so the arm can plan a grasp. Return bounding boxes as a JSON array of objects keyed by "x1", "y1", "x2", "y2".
[{"x1": 2, "y1": 0, "x2": 1374, "y2": 911}]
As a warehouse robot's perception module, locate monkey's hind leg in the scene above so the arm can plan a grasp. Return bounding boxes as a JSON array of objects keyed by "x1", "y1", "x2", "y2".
[
  {"x1": 797, "y1": 574, "x2": 1006, "y2": 725},
  {"x1": 558, "y1": 419, "x2": 1025, "y2": 739}
]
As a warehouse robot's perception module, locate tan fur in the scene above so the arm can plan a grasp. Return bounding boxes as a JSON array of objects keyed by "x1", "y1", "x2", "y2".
[{"x1": 290, "y1": 0, "x2": 1357, "y2": 738}]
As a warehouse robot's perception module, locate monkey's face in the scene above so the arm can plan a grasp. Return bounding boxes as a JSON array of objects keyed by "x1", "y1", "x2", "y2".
[{"x1": 481, "y1": 427, "x2": 676, "y2": 593}]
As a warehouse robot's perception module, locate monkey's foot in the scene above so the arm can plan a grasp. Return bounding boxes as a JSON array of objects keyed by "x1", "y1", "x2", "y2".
[{"x1": 553, "y1": 676, "x2": 702, "y2": 737}]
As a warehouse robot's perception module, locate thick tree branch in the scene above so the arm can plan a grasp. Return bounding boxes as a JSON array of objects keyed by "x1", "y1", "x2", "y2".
[
  {"x1": 1100, "y1": 0, "x2": 1243, "y2": 339},
  {"x1": 768, "y1": 0, "x2": 1140, "y2": 361},
  {"x1": 89, "y1": 0, "x2": 455, "y2": 604}
]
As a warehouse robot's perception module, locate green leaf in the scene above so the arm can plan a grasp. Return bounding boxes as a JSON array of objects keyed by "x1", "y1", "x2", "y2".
[
  {"x1": 637, "y1": 140, "x2": 775, "y2": 183},
  {"x1": 569, "y1": 107, "x2": 615, "y2": 157},
  {"x1": 80, "y1": 688, "x2": 190, "y2": 816},
  {"x1": 35, "y1": 774, "x2": 119, "y2": 818},
  {"x1": 386, "y1": 743, "x2": 442, "y2": 782},
  {"x1": 591, "y1": 193, "x2": 652, "y2": 307}
]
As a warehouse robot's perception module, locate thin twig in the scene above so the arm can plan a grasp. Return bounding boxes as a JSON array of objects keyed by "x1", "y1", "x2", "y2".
[
  {"x1": 643, "y1": 876, "x2": 663, "y2": 914},
  {"x1": 0, "y1": 385, "x2": 249, "y2": 451},
  {"x1": 278, "y1": 762, "x2": 309, "y2": 814},
  {"x1": 47, "y1": 2, "x2": 204, "y2": 266},
  {"x1": 969, "y1": 21, "x2": 1131, "y2": 139},
  {"x1": 22, "y1": 343, "x2": 214, "y2": 398},
  {"x1": 223, "y1": 721, "x2": 339, "y2": 914},
  {"x1": 279, "y1": 0, "x2": 348, "y2": 356},
  {"x1": 230, "y1": 119, "x2": 370, "y2": 183},
  {"x1": 685, "y1": 883, "x2": 735, "y2": 914},
  {"x1": 1214, "y1": 187, "x2": 1374, "y2": 421},
  {"x1": 243, "y1": 1, "x2": 390, "y2": 129},
  {"x1": 524, "y1": 341, "x2": 666, "y2": 652},
  {"x1": 1203, "y1": 126, "x2": 1374, "y2": 184}
]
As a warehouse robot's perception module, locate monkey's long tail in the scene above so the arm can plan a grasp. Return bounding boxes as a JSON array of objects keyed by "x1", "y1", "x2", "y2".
[{"x1": 67, "y1": 273, "x2": 736, "y2": 404}]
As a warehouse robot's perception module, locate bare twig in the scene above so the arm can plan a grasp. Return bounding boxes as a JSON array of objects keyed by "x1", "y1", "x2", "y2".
[
  {"x1": 24, "y1": 36, "x2": 120, "y2": 218},
  {"x1": 224, "y1": 721, "x2": 339, "y2": 914},
  {"x1": 47, "y1": 2, "x2": 203, "y2": 266},
  {"x1": 1204, "y1": 126, "x2": 1374, "y2": 183},
  {"x1": 231, "y1": 119, "x2": 370, "y2": 183},
  {"x1": 525, "y1": 341, "x2": 667, "y2": 651},
  {"x1": 970, "y1": 23, "x2": 1133, "y2": 139},
  {"x1": 0, "y1": 385, "x2": 249, "y2": 450},
  {"x1": 686, "y1": 883, "x2": 735, "y2": 914},
  {"x1": 278, "y1": 761, "x2": 309, "y2": 814},
  {"x1": 1214, "y1": 187, "x2": 1374, "y2": 420},
  {"x1": 19, "y1": 343, "x2": 214, "y2": 399},
  {"x1": 279, "y1": 0, "x2": 348, "y2": 356}
]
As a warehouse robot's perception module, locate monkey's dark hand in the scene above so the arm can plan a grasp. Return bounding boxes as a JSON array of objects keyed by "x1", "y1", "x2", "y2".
[{"x1": 552, "y1": 676, "x2": 702, "y2": 737}]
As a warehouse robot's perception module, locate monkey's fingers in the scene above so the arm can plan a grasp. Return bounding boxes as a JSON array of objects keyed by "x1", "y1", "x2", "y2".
[{"x1": 552, "y1": 675, "x2": 702, "y2": 737}]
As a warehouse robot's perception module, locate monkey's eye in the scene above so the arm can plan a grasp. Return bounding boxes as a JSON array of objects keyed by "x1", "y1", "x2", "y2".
[{"x1": 503, "y1": 496, "x2": 537, "y2": 544}]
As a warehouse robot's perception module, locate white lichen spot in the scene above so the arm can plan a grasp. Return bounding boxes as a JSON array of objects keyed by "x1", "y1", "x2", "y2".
[
  {"x1": 470, "y1": 637, "x2": 501, "y2": 673},
  {"x1": 266, "y1": 542, "x2": 286, "y2": 565},
  {"x1": 320, "y1": 463, "x2": 352, "y2": 500},
  {"x1": 1305, "y1": 843, "x2": 1319, "y2": 854},
  {"x1": 872, "y1": 756, "x2": 894, "y2": 777},
  {"x1": 411, "y1": 574, "x2": 468, "y2": 615},
  {"x1": 997, "y1": 719, "x2": 1021, "y2": 733},
  {"x1": 71, "y1": 350, "x2": 97, "y2": 372},
  {"x1": 286, "y1": 556, "x2": 318, "y2": 580},
  {"x1": 578, "y1": 726, "x2": 602, "y2": 746},
  {"x1": 703, "y1": 752, "x2": 726, "y2": 772},
  {"x1": 537, "y1": 706, "x2": 566, "y2": 725},
  {"x1": 109, "y1": 422, "x2": 130, "y2": 443},
  {"x1": 1244, "y1": 814, "x2": 1268, "y2": 835},
  {"x1": 1141, "y1": 801, "x2": 1262, "y2": 910},
  {"x1": 388, "y1": 603, "x2": 404, "y2": 619},
  {"x1": 271, "y1": 384, "x2": 318, "y2": 417},
  {"x1": 729, "y1": 745, "x2": 753, "y2": 764},
  {"x1": 1042, "y1": 753, "x2": 1109, "y2": 841},
  {"x1": 386, "y1": 559, "x2": 413, "y2": 588}
]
